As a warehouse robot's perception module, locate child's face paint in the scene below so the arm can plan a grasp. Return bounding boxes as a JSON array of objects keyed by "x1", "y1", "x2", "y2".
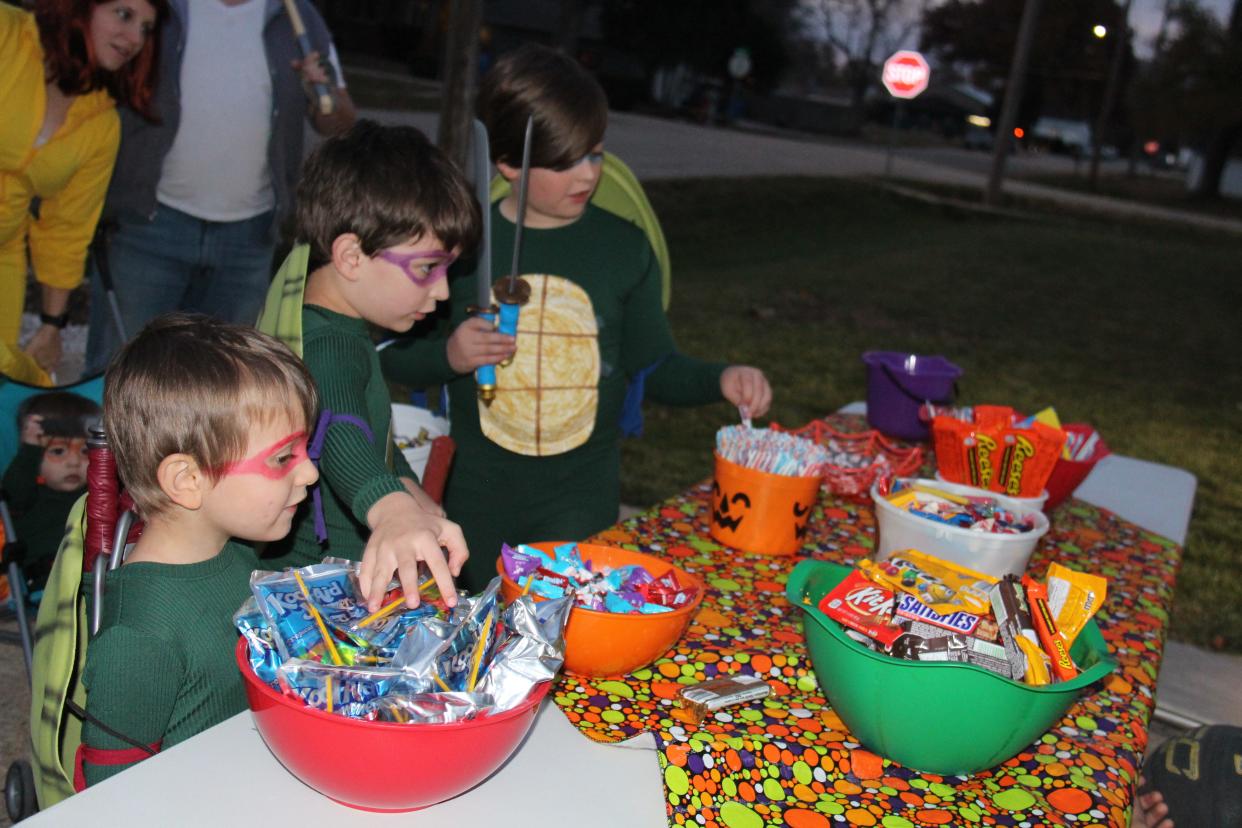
[
  {"x1": 40, "y1": 438, "x2": 88, "y2": 492},
  {"x1": 218, "y1": 432, "x2": 309, "y2": 480},
  {"x1": 200, "y1": 416, "x2": 319, "y2": 544}
]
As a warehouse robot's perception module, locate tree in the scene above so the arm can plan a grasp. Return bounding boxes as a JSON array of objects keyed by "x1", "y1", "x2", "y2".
[
  {"x1": 436, "y1": 0, "x2": 482, "y2": 169},
  {"x1": 795, "y1": 0, "x2": 928, "y2": 113},
  {"x1": 1137, "y1": 0, "x2": 1242, "y2": 199}
]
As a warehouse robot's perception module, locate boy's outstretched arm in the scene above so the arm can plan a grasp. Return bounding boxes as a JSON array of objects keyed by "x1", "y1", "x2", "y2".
[
  {"x1": 360, "y1": 492, "x2": 469, "y2": 612},
  {"x1": 720, "y1": 365, "x2": 773, "y2": 419}
]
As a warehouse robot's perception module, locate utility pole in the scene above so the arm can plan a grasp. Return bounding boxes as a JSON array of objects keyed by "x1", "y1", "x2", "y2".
[
  {"x1": 1088, "y1": 0, "x2": 1134, "y2": 191},
  {"x1": 985, "y1": 0, "x2": 1043, "y2": 207},
  {"x1": 437, "y1": 0, "x2": 483, "y2": 170}
]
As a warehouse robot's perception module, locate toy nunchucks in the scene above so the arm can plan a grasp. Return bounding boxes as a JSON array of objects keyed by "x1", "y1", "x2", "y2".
[
  {"x1": 281, "y1": 0, "x2": 334, "y2": 116},
  {"x1": 472, "y1": 116, "x2": 533, "y2": 405}
]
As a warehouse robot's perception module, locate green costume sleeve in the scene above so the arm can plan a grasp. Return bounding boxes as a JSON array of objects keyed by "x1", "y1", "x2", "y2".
[
  {"x1": 620, "y1": 238, "x2": 726, "y2": 406},
  {"x1": 81, "y1": 625, "x2": 185, "y2": 786},
  {"x1": 379, "y1": 325, "x2": 458, "y2": 388},
  {"x1": 304, "y1": 330, "x2": 406, "y2": 525}
]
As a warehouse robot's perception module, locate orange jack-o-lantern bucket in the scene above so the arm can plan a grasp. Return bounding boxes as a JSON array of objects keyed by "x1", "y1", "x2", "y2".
[{"x1": 709, "y1": 454, "x2": 822, "y2": 556}]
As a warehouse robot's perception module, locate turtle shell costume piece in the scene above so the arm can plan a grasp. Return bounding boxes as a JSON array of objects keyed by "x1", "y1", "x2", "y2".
[{"x1": 479, "y1": 275, "x2": 600, "y2": 457}]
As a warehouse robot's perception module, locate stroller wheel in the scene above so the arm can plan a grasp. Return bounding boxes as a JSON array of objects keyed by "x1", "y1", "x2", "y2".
[{"x1": 4, "y1": 759, "x2": 37, "y2": 822}]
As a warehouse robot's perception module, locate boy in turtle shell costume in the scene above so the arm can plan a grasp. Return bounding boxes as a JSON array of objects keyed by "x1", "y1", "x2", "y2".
[{"x1": 381, "y1": 44, "x2": 772, "y2": 590}]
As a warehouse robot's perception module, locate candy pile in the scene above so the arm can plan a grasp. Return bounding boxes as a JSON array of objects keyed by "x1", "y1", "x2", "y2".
[
  {"x1": 931, "y1": 404, "x2": 1067, "y2": 498},
  {"x1": 771, "y1": 421, "x2": 924, "y2": 497},
  {"x1": 884, "y1": 479, "x2": 1039, "y2": 534},
  {"x1": 237, "y1": 559, "x2": 571, "y2": 723},
  {"x1": 394, "y1": 425, "x2": 434, "y2": 450},
  {"x1": 501, "y1": 543, "x2": 698, "y2": 614},
  {"x1": 812, "y1": 550, "x2": 1107, "y2": 685},
  {"x1": 715, "y1": 425, "x2": 831, "y2": 477}
]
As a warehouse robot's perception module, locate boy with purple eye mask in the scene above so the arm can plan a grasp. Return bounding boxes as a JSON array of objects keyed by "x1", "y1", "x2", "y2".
[
  {"x1": 260, "y1": 120, "x2": 481, "y2": 613},
  {"x1": 80, "y1": 313, "x2": 321, "y2": 786}
]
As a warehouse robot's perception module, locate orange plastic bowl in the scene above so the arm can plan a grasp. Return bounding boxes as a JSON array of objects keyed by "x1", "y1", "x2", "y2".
[
  {"x1": 235, "y1": 638, "x2": 549, "y2": 812},
  {"x1": 497, "y1": 542, "x2": 704, "y2": 678}
]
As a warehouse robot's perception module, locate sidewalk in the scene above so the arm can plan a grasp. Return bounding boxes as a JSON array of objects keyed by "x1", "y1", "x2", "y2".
[{"x1": 349, "y1": 96, "x2": 1242, "y2": 237}]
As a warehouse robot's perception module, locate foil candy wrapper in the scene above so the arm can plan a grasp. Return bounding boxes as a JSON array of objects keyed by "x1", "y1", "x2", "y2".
[
  {"x1": 346, "y1": 692, "x2": 495, "y2": 724},
  {"x1": 478, "y1": 591, "x2": 573, "y2": 710},
  {"x1": 391, "y1": 578, "x2": 502, "y2": 690},
  {"x1": 235, "y1": 597, "x2": 282, "y2": 688}
]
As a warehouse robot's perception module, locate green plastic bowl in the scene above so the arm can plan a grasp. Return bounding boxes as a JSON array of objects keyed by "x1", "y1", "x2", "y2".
[{"x1": 786, "y1": 560, "x2": 1116, "y2": 775}]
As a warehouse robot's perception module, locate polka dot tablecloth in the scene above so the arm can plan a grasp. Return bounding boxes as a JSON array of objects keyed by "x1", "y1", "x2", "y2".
[{"x1": 554, "y1": 416, "x2": 1179, "y2": 828}]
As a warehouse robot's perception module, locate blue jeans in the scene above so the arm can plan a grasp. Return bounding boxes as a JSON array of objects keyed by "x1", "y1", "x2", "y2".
[{"x1": 85, "y1": 203, "x2": 275, "y2": 375}]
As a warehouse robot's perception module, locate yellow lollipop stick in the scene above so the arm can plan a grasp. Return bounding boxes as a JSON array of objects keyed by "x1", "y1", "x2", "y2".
[
  {"x1": 293, "y1": 570, "x2": 343, "y2": 666},
  {"x1": 467, "y1": 612, "x2": 495, "y2": 692},
  {"x1": 357, "y1": 577, "x2": 436, "y2": 628}
]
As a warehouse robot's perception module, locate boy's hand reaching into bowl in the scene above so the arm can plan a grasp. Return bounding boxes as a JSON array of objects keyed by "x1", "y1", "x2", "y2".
[
  {"x1": 721, "y1": 366, "x2": 772, "y2": 420},
  {"x1": 361, "y1": 492, "x2": 469, "y2": 612}
]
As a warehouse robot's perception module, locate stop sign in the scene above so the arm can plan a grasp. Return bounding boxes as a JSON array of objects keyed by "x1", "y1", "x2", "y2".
[{"x1": 882, "y1": 50, "x2": 930, "y2": 100}]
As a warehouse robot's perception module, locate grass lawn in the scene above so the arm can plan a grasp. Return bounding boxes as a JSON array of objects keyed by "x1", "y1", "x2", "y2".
[
  {"x1": 620, "y1": 176, "x2": 1242, "y2": 653},
  {"x1": 1019, "y1": 171, "x2": 1242, "y2": 223}
]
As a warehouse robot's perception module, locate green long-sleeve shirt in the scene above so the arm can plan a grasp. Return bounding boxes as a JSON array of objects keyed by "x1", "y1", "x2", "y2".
[
  {"x1": 2, "y1": 442, "x2": 83, "y2": 589},
  {"x1": 382, "y1": 204, "x2": 725, "y2": 588},
  {"x1": 80, "y1": 541, "x2": 258, "y2": 786},
  {"x1": 265, "y1": 305, "x2": 415, "y2": 569}
]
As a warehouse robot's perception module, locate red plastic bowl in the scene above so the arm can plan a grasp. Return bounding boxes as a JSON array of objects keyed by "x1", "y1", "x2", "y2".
[
  {"x1": 1044, "y1": 423, "x2": 1110, "y2": 510},
  {"x1": 497, "y1": 542, "x2": 704, "y2": 678},
  {"x1": 235, "y1": 638, "x2": 549, "y2": 812}
]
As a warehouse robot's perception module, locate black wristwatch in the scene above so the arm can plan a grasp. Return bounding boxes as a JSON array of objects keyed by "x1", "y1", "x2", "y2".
[{"x1": 39, "y1": 311, "x2": 70, "y2": 329}]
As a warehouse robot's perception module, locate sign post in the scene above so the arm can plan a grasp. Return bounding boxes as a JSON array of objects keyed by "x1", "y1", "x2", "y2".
[{"x1": 881, "y1": 50, "x2": 931, "y2": 178}]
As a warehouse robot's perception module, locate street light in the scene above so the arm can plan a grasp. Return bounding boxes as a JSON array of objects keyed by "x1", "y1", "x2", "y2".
[
  {"x1": 1088, "y1": 0, "x2": 1133, "y2": 191},
  {"x1": 1093, "y1": 24, "x2": 1108, "y2": 38}
]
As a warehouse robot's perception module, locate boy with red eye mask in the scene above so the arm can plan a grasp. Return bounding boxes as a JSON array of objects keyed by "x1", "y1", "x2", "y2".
[
  {"x1": 78, "y1": 313, "x2": 322, "y2": 786},
  {"x1": 4, "y1": 391, "x2": 100, "y2": 595}
]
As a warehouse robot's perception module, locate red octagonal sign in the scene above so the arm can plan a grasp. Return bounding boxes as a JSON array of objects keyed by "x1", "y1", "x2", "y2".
[{"x1": 882, "y1": 50, "x2": 930, "y2": 100}]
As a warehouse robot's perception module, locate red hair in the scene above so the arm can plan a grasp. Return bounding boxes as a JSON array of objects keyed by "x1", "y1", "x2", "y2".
[{"x1": 35, "y1": 0, "x2": 168, "y2": 121}]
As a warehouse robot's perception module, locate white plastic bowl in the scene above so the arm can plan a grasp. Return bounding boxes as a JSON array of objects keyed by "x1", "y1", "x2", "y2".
[
  {"x1": 934, "y1": 471, "x2": 1049, "y2": 513},
  {"x1": 390, "y1": 404, "x2": 449, "y2": 480},
  {"x1": 870, "y1": 477, "x2": 1050, "y2": 578}
]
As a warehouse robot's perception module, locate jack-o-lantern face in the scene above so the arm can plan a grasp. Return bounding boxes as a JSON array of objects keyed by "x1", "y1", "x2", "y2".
[
  {"x1": 712, "y1": 481, "x2": 750, "y2": 531},
  {"x1": 793, "y1": 501, "x2": 812, "y2": 539}
]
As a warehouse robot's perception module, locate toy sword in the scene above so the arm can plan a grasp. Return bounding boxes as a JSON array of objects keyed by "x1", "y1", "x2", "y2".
[
  {"x1": 470, "y1": 119, "x2": 499, "y2": 403},
  {"x1": 282, "y1": 0, "x2": 334, "y2": 116},
  {"x1": 474, "y1": 116, "x2": 534, "y2": 405}
]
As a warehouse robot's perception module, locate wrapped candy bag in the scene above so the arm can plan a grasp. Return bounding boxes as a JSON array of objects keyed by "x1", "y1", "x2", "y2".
[{"x1": 500, "y1": 542, "x2": 697, "y2": 614}]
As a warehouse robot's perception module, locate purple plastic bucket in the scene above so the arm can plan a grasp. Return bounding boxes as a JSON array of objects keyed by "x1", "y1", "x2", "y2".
[{"x1": 862, "y1": 351, "x2": 962, "y2": 441}]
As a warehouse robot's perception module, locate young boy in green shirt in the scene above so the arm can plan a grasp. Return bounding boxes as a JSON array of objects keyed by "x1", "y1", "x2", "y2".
[
  {"x1": 382, "y1": 44, "x2": 773, "y2": 590},
  {"x1": 265, "y1": 120, "x2": 479, "y2": 610},
  {"x1": 81, "y1": 314, "x2": 320, "y2": 786}
]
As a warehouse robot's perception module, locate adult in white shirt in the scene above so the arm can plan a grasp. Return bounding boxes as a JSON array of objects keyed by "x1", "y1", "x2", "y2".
[{"x1": 84, "y1": 0, "x2": 355, "y2": 374}]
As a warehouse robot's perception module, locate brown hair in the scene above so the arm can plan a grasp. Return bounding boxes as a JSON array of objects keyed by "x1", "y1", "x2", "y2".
[
  {"x1": 17, "y1": 391, "x2": 101, "y2": 439},
  {"x1": 477, "y1": 43, "x2": 608, "y2": 169},
  {"x1": 103, "y1": 313, "x2": 318, "y2": 518},
  {"x1": 35, "y1": 0, "x2": 168, "y2": 121},
  {"x1": 296, "y1": 119, "x2": 481, "y2": 270}
]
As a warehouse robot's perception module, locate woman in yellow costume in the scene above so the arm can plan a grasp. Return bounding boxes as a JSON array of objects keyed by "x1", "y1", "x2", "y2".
[{"x1": 1, "y1": 0, "x2": 164, "y2": 381}]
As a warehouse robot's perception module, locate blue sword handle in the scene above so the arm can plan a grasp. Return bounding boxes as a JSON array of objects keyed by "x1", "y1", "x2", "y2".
[
  {"x1": 496, "y1": 302, "x2": 520, "y2": 367},
  {"x1": 474, "y1": 306, "x2": 498, "y2": 404}
]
